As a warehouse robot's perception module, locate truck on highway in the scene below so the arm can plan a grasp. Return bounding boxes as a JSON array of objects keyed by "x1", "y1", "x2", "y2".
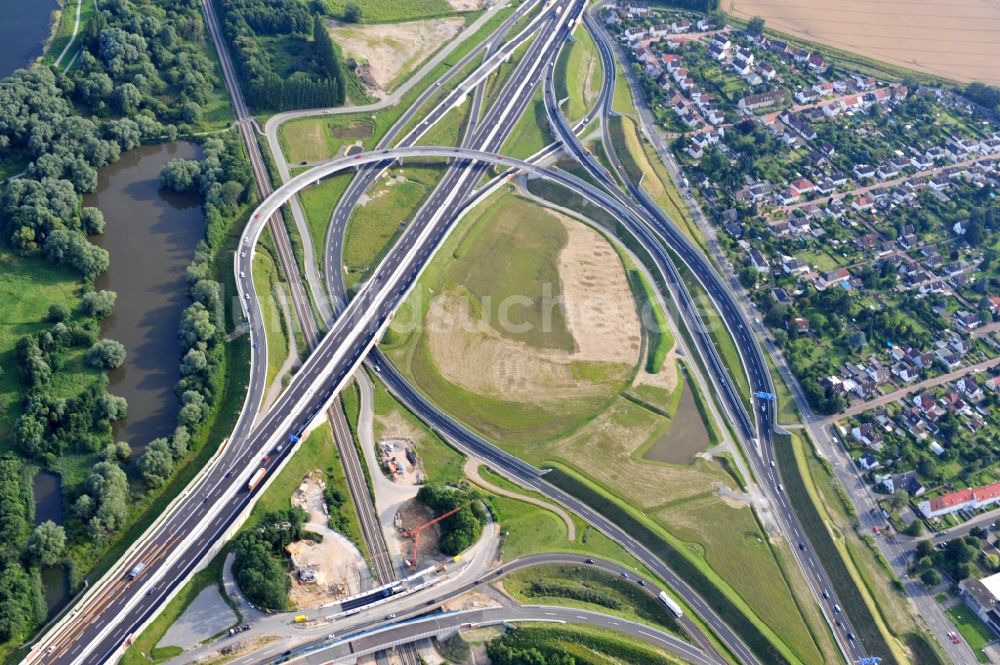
[
  {"x1": 247, "y1": 467, "x2": 267, "y2": 491},
  {"x1": 658, "y1": 591, "x2": 684, "y2": 618},
  {"x1": 129, "y1": 562, "x2": 147, "y2": 579}
]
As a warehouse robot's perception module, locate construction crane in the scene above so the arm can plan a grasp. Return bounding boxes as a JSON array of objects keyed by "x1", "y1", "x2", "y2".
[{"x1": 402, "y1": 504, "x2": 466, "y2": 568}]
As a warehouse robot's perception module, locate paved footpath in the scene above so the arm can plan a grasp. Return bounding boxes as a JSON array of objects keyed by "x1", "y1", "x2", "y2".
[{"x1": 463, "y1": 457, "x2": 576, "y2": 541}]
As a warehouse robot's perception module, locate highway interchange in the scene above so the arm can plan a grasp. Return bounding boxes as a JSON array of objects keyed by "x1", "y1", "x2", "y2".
[{"x1": 25, "y1": 1, "x2": 892, "y2": 663}]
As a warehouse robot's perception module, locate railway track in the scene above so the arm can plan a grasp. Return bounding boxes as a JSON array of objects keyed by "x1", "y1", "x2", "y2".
[{"x1": 200, "y1": 1, "x2": 417, "y2": 663}]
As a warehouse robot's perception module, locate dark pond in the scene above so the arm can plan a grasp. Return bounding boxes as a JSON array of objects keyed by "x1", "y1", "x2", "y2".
[
  {"x1": 86, "y1": 142, "x2": 205, "y2": 456},
  {"x1": 0, "y1": 0, "x2": 60, "y2": 78}
]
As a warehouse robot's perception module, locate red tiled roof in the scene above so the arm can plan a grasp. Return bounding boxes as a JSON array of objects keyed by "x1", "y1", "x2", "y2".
[{"x1": 929, "y1": 481, "x2": 1000, "y2": 513}]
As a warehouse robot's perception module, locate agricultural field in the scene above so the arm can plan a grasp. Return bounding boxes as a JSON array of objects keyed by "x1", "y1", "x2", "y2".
[
  {"x1": 728, "y1": 0, "x2": 1000, "y2": 85},
  {"x1": 383, "y1": 191, "x2": 650, "y2": 444},
  {"x1": 328, "y1": 17, "x2": 466, "y2": 96}
]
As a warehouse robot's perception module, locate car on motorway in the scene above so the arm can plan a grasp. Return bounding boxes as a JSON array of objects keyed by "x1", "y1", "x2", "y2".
[
  {"x1": 620, "y1": 572, "x2": 629, "y2": 578},
  {"x1": 798, "y1": 542, "x2": 806, "y2": 551},
  {"x1": 262, "y1": 455, "x2": 270, "y2": 463},
  {"x1": 948, "y1": 631, "x2": 961, "y2": 644},
  {"x1": 847, "y1": 632, "x2": 855, "y2": 641},
  {"x1": 585, "y1": 558, "x2": 595, "y2": 564},
  {"x1": 833, "y1": 604, "x2": 841, "y2": 613},
  {"x1": 637, "y1": 579, "x2": 646, "y2": 587},
  {"x1": 385, "y1": 613, "x2": 397, "y2": 620},
  {"x1": 822, "y1": 590, "x2": 830, "y2": 599}
]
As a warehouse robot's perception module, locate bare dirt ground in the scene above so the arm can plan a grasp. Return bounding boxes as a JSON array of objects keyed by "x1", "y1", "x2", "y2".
[
  {"x1": 558, "y1": 219, "x2": 641, "y2": 364},
  {"x1": 632, "y1": 345, "x2": 679, "y2": 393},
  {"x1": 378, "y1": 436, "x2": 423, "y2": 485},
  {"x1": 424, "y1": 217, "x2": 639, "y2": 402},
  {"x1": 328, "y1": 18, "x2": 466, "y2": 97},
  {"x1": 394, "y1": 499, "x2": 443, "y2": 568},
  {"x1": 286, "y1": 475, "x2": 365, "y2": 609},
  {"x1": 448, "y1": 0, "x2": 482, "y2": 10},
  {"x1": 729, "y1": 0, "x2": 1000, "y2": 85}
]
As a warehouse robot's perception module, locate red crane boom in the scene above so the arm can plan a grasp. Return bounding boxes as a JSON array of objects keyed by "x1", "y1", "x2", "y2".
[{"x1": 403, "y1": 504, "x2": 465, "y2": 567}]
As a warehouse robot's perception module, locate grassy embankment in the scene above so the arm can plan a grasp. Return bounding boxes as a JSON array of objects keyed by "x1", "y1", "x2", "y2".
[
  {"x1": 252, "y1": 241, "x2": 292, "y2": 389},
  {"x1": 381, "y1": 191, "x2": 835, "y2": 665},
  {"x1": 456, "y1": 623, "x2": 685, "y2": 665},
  {"x1": 554, "y1": 24, "x2": 604, "y2": 122},
  {"x1": 122, "y1": 422, "x2": 367, "y2": 664},
  {"x1": 774, "y1": 430, "x2": 948, "y2": 665},
  {"x1": 44, "y1": 0, "x2": 96, "y2": 68},
  {"x1": 503, "y1": 563, "x2": 681, "y2": 633}
]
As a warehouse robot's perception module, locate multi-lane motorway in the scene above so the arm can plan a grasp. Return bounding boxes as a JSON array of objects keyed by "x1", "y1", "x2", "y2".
[
  {"x1": 25, "y1": 2, "x2": 881, "y2": 663},
  {"x1": 26, "y1": 2, "x2": 588, "y2": 664},
  {"x1": 542, "y1": 15, "x2": 869, "y2": 661}
]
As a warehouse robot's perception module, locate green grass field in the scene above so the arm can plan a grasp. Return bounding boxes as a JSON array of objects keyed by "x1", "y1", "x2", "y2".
[
  {"x1": 502, "y1": 563, "x2": 682, "y2": 634},
  {"x1": 45, "y1": 0, "x2": 96, "y2": 68},
  {"x1": 279, "y1": 117, "x2": 375, "y2": 164},
  {"x1": 251, "y1": 246, "x2": 291, "y2": 389},
  {"x1": 947, "y1": 606, "x2": 992, "y2": 663},
  {"x1": 325, "y1": 0, "x2": 461, "y2": 23},
  {"x1": 296, "y1": 174, "x2": 352, "y2": 273},
  {"x1": 500, "y1": 88, "x2": 554, "y2": 160},
  {"x1": 342, "y1": 162, "x2": 445, "y2": 292},
  {"x1": 561, "y1": 27, "x2": 604, "y2": 122},
  {"x1": 0, "y1": 244, "x2": 92, "y2": 451}
]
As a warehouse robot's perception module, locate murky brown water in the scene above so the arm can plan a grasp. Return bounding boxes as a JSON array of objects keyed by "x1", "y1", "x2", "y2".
[
  {"x1": 643, "y1": 382, "x2": 712, "y2": 464},
  {"x1": 86, "y1": 142, "x2": 205, "y2": 455}
]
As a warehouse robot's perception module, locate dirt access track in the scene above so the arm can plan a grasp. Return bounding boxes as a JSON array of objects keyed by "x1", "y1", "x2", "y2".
[
  {"x1": 328, "y1": 17, "x2": 467, "y2": 97},
  {"x1": 728, "y1": 0, "x2": 1000, "y2": 85}
]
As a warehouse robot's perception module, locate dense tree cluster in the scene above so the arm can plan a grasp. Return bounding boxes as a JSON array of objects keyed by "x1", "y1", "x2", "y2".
[
  {"x1": 219, "y1": 0, "x2": 346, "y2": 110},
  {"x1": 75, "y1": 0, "x2": 216, "y2": 127},
  {"x1": 231, "y1": 508, "x2": 307, "y2": 609},
  {"x1": 72, "y1": 460, "x2": 130, "y2": 539},
  {"x1": 415, "y1": 484, "x2": 486, "y2": 555},
  {"x1": 13, "y1": 321, "x2": 129, "y2": 463},
  {"x1": 912, "y1": 536, "x2": 989, "y2": 584},
  {"x1": 0, "y1": 460, "x2": 46, "y2": 643},
  {"x1": 0, "y1": 460, "x2": 33, "y2": 562},
  {"x1": 964, "y1": 82, "x2": 1000, "y2": 113}
]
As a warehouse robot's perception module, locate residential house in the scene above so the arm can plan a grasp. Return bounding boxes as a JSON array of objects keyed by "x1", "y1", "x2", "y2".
[
  {"x1": 853, "y1": 164, "x2": 876, "y2": 179},
  {"x1": 919, "y1": 481, "x2": 1000, "y2": 519},
  {"x1": 739, "y1": 90, "x2": 783, "y2": 112},
  {"x1": 851, "y1": 424, "x2": 884, "y2": 449},
  {"x1": 953, "y1": 310, "x2": 982, "y2": 332},
  {"x1": 750, "y1": 248, "x2": 770, "y2": 272},
  {"x1": 958, "y1": 573, "x2": 1000, "y2": 638},
  {"x1": 858, "y1": 452, "x2": 880, "y2": 471}
]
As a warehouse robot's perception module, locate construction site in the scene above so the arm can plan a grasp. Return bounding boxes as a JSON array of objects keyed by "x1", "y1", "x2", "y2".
[
  {"x1": 286, "y1": 474, "x2": 368, "y2": 609},
  {"x1": 378, "y1": 437, "x2": 424, "y2": 485}
]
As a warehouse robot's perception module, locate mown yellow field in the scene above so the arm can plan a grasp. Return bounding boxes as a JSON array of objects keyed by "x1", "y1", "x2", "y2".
[{"x1": 728, "y1": 0, "x2": 1000, "y2": 84}]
